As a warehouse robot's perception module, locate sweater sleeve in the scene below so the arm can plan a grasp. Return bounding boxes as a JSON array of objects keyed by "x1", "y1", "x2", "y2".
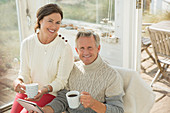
[
  {"x1": 47, "y1": 89, "x2": 69, "y2": 113},
  {"x1": 17, "y1": 39, "x2": 32, "y2": 83},
  {"x1": 105, "y1": 94, "x2": 124, "y2": 113},
  {"x1": 105, "y1": 69, "x2": 124, "y2": 97},
  {"x1": 105, "y1": 69, "x2": 124, "y2": 113},
  {"x1": 50, "y1": 44, "x2": 74, "y2": 92}
]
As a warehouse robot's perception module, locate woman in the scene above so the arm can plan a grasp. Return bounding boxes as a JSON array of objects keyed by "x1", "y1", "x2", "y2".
[{"x1": 11, "y1": 3, "x2": 74, "y2": 113}]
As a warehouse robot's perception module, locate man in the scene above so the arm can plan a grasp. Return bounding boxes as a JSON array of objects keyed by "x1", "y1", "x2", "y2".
[{"x1": 31, "y1": 31, "x2": 124, "y2": 113}]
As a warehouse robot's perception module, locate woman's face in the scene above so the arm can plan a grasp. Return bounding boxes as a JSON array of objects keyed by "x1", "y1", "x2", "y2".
[{"x1": 39, "y1": 13, "x2": 61, "y2": 39}]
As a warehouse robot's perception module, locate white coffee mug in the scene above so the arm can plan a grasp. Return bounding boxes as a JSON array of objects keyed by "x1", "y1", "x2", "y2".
[
  {"x1": 66, "y1": 91, "x2": 80, "y2": 109},
  {"x1": 25, "y1": 83, "x2": 38, "y2": 98}
]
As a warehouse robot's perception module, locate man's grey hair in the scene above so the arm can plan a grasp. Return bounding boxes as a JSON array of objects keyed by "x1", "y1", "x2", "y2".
[{"x1": 75, "y1": 30, "x2": 100, "y2": 48}]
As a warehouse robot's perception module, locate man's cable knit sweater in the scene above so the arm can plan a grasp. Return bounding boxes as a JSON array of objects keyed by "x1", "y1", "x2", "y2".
[
  {"x1": 48, "y1": 55, "x2": 124, "y2": 113},
  {"x1": 17, "y1": 33, "x2": 74, "y2": 96}
]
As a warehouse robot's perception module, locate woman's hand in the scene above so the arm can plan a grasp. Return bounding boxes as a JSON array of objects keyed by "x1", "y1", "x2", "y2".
[
  {"x1": 13, "y1": 78, "x2": 26, "y2": 93},
  {"x1": 26, "y1": 87, "x2": 48, "y2": 101}
]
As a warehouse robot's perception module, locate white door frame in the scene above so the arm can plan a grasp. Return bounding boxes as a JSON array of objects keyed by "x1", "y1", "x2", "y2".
[{"x1": 115, "y1": 0, "x2": 142, "y2": 71}]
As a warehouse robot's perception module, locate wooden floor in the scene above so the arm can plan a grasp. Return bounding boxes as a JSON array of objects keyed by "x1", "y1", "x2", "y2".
[
  {"x1": 0, "y1": 67, "x2": 18, "y2": 113},
  {"x1": 0, "y1": 78, "x2": 15, "y2": 104},
  {"x1": 140, "y1": 47, "x2": 170, "y2": 113},
  {"x1": 0, "y1": 47, "x2": 169, "y2": 113}
]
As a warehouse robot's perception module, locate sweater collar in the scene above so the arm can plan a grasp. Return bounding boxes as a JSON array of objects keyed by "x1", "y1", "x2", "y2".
[
  {"x1": 82, "y1": 55, "x2": 103, "y2": 71},
  {"x1": 35, "y1": 33, "x2": 59, "y2": 47}
]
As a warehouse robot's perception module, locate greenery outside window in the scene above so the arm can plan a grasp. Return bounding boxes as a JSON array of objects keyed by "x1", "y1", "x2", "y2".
[{"x1": 55, "y1": 0, "x2": 115, "y2": 24}]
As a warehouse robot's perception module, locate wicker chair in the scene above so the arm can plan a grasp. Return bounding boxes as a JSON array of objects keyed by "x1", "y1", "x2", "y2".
[{"x1": 148, "y1": 26, "x2": 170, "y2": 86}]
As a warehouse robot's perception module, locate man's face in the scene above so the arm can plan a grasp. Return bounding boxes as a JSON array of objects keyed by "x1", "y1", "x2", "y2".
[{"x1": 76, "y1": 36, "x2": 100, "y2": 65}]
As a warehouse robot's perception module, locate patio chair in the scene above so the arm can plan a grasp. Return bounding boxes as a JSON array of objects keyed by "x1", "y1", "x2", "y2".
[
  {"x1": 141, "y1": 37, "x2": 155, "y2": 71},
  {"x1": 141, "y1": 23, "x2": 155, "y2": 72},
  {"x1": 148, "y1": 26, "x2": 170, "y2": 86}
]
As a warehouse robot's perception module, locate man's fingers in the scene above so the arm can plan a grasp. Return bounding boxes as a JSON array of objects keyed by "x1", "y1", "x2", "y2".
[
  {"x1": 29, "y1": 110, "x2": 33, "y2": 113},
  {"x1": 80, "y1": 94, "x2": 91, "y2": 100},
  {"x1": 80, "y1": 92, "x2": 95, "y2": 108},
  {"x1": 81, "y1": 101, "x2": 92, "y2": 108},
  {"x1": 81, "y1": 91, "x2": 89, "y2": 95},
  {"x1": 29, "y1": 110, "x2": 37, "y2": 113}
]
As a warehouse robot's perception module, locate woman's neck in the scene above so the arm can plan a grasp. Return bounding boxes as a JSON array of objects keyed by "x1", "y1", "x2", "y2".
[{"x1": 37, "y1": 31, "x2": 57, "y2": 44}]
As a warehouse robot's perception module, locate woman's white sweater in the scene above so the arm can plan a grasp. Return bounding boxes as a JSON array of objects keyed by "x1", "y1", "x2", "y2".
[{"x1": 18, "y1": 33, "x2": 74, "y2": 96}]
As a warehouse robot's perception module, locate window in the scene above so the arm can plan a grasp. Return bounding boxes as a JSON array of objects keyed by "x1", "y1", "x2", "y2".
[
  {"x1": 0, "y1": 0, "x2": 20, "y2": 109},
  {"x1": 56, "y1": 0, "x2": 115, "y2": 24}
]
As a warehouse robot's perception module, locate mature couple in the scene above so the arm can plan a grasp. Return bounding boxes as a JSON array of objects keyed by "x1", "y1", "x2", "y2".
[{"x1": 11, "y1": 3, "x2": 124, "y2": 113}]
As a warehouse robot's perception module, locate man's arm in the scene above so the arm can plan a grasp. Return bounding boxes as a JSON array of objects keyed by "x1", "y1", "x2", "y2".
[
  {"x1": 90, "y1": 98, "x2": 106, "y2": 113},
  {"x1": 104, "y1": 69, "x2": 124, "y2": 113},
  {"x1": 89, "y1": 95, "x2": 124, "y2": 113},
  {"x1": 104, "y1": 94, "x2": 124, "y2": 113},
  {"x1": 29, "y1": 89, "x2": 69, "y2": 113},
  {"x1": 80, "y1": 92, "x2": 124, "y2": 113},
  {"x1": 46, "y1": 89, "x2": 69, "y2": 113}
]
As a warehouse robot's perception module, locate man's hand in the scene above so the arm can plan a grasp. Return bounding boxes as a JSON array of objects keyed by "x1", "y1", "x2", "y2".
[
  {"x1": 29, "y1": 106, "x2": 54, "y2": 113},
  {"x1": 29, "y1": 110, "x2": 38, "y2": 113},
  {"x1": 80, "y1": 91, "x2": 106, "y2": 113},
  {"x1": 80, "y1": 91, "x2": 95, "y2": 108}
]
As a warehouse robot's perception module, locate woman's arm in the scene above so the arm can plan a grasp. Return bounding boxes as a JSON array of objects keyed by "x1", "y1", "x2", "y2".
[
  {"x1": 14, "y1": 39, "x2": 31, "y2": 93},
  {"x1": 49, "y1": 44, "x2": 74, "y2": 92},
  {"x1": 17, "y1": 39, "x2": 32, "y2": 84}
]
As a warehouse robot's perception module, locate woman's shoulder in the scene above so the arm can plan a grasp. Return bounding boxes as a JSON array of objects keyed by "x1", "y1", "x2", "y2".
[
  {"x1": 22, "y1": 33, "x2": 36, "y2": 44},
  {"x1": 58, "y1": 37, "x2": 71, "y2": 46},
  {"x1": 56, "y1": 37, "x2": 72, "y2": 53}
]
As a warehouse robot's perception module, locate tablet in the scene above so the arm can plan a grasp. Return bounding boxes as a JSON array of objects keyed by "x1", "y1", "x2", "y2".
[{"x1": 17, "y1": 98, "x2": 44, "y2": 113}]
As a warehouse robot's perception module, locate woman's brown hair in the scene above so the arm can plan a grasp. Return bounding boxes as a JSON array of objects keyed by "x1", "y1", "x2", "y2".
[{"x1": 34, "y1": 3, "x2": 63, "y2": 32}]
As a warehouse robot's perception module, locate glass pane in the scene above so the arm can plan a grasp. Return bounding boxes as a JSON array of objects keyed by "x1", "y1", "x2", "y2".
[
  {"x1": 0, "y1": 0, "x2": 19, "y2": 109},
  {"x1": 54, "y1": 0, "x2": 115, "y2": 24}
]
